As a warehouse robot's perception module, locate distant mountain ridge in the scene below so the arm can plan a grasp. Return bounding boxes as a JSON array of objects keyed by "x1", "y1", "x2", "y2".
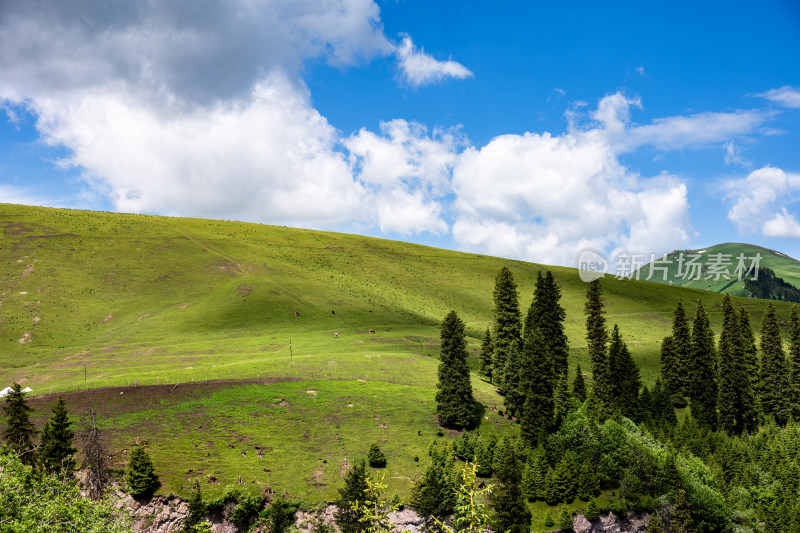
[{"x1": 637, "y1": 242, "x2": 800, "y2": 301}]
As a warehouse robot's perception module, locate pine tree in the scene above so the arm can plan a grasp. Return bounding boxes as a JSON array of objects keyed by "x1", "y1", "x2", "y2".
[
  {"x1": 559, "y1": 506, "x2": 574, "y2": 531},
  {"x1": 39, "y1": 397, "x2": 77, "y2": 476},
  {"x1": 525, "y1": 271, "x2": 569, "y2": 380},
  {"x1": 651, "y1": 378, "x2": 678, "y2": 427},
  {"x1": 489, "y1": 444, "x2": 531, "y2": 533},
  {"x1": 577, "y1": 459, "x2": 599, "y2": 501},
  {"x1": 553, "y1": 371, "x2": 573, "y2": 428},
  {"x1": 761, "y1": 303, "x2": 791, "y2": 425},
  {"x1": 790, "y1": 305, "x2": 800, "y2": 420},
  {"x1": 473, "y1": 436, "x2": 494, "y2": 478},
  {"x1": 584, "y1": 500, "x2": 600, "y2": 521},
  {"x1": 410, "y1": 462, "x2": 455, "y2": 522},
  {"x1": 670, "y1": 301, "x2": 692, "y2": 406},
  {"x1": 492, "y1": 267, "x2": 522, "y2": 390},
  {"x1": 585, "y1": 279, "x2": 610, "y2": 414},
  {"x1": 436, "y1": 311, "x2": 477, "y2": 429},
  {"x1": 608, "y1": 324, "x2": 641, "y2": 420},
  {"x1": 520, "y1": 327, "x2": 554, "y2": 446},
  {"x1": 502, "y1": 345, "x2": 524, "y2": 417},
  {"x1": 718, "y1": 295, "x2": 756, "y2": 435},
  {"x1": 368, "y1": 443, "x2": 387, "y2": 468},
  {"x1": 335, "y1": 460, "x2": 370, "y2": 533},
  {"x1": 645, "y1": 511, "x2": 665, "y2": 533},
  {"x1": 739, "y1": 307, "x2": 759, "y2": 391},
  {"x1": 125, "y1": 445, "x2": 160, "y2": 498},
  {"x1": 689, "y1": 300, "x2": 718, "y2": 430},
  {"x1": 183, "y1": 479, "x2": 206, "y2": 533},
  {"x1": 552, "y1": 451, "x2": 578, "y2": 503},
  {"x1": 660, "y1": 335, "x2": 679, "y2": 406},
  {"x1": 670, "y1": 489, "x2": 695, "y2": 533},
  {"x1": 573, "y1": 365, "x2": 587, "y2": 404},
  {"x1": 2, "y1": 383, "x2": 36, "y2": 466},
  {"x1": 479, "y1": 328, "x2": 494, "y2": 381}
]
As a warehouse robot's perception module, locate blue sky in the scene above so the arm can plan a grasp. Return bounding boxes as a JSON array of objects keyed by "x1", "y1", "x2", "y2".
[{"x1": 1, "y1": 0, "x2": 799, "y2": 266}]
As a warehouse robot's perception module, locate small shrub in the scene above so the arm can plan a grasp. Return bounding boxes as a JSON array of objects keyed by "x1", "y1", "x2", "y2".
[
  {"x1": 544, "y1": 511, "x2": 554, "y2": 527},
  {"x1": 125, "y1": 445, "x2": 160, "y2": 498},
  {"x1": 368, "y1": 443, "x2": 387, "y2": 468}
]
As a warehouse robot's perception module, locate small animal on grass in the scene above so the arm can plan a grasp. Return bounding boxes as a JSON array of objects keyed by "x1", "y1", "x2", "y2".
[
  {"x1": 368, "y1": 329, "x2": 375, "y2": 334},
  {"x1": 331, "y1": 310, "x2": 335, "y2": 314},
  {"x1": 294, "y1": 311, "x2": 300, "y2": 317},
  {"x1": 334, "y1": 332, "x2": 339, "y2": 338}
]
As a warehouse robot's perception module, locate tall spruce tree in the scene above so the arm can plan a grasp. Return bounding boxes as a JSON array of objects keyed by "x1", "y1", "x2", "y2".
[
  {"x1": 670, "y1": 489, "x2": 695, "y2": 533},
  {"x1": 524, "y1": 271, "x2": 569, "y2": 380},
  {"x1": 479, "y1": 327, "x2": 494, "y2": 381},
  {"x1": 502, "y1": 345, "x2": 525, "y2": 417},
  {"x1": 520, "y1": 327, "x2": 554, "y2": 446},
  {"x1": 2, "y1": 383, "x2": 36, "y2": 466},
  {"x1": 660, "y1": 336, "x2": 679, "y2": 406},
  {"x1": 689, "y1": 300, "x2": 718, "y2": 430},
  {"x1": 718, "y1": 295, "x2": 756, "y2": 435},
  {"x1": 790, "y1": 305, "x2": 800, "y2": 420},
  {"x1": 573, "y1": 365, "x2": 587, "y2": 404},
  {"x1": 738, "y1": 307, "x2": 760, "y2": 393},
  {"x1": 492, "y1": 267, "x2": 522, "y2": 390},
  {"x1": 39, "y1": 397, "x2": 77, "y2": 476},
  {"x1": 553, "y1": 371, "x2": 573, "y2": 428},
  {"x1": 436, "y1": 311, "x2": 477, "y2": 429},
  {"x1": 670, "y1": 301, "x2": 692, "y2": 406},
  {"x1": 335, "y1": 460, "x2": 370, "y2": 533},
  {"x1": 760, "y1": 303, "x2": 791, "y2": 425},
  {"x1": 608, "y1": 324, "x2": 641, "y2": 420},
  {"x1": 585, "y1": 279, "x2": 610, "y2": 414},
  {"x1": 489, "y1": 443, "x2": 531, "y2": 533}
]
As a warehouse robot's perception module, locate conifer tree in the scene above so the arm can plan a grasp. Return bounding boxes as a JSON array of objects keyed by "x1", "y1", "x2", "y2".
[
  {"x1": 2, "y1": 383, "x2": 36, "y2": 466},
  {"x1": 651, "y1": 378, "x2": 678, "y2": 427},
  {"x1": 645, "y1": 511, "x2": 665, "y2": 533},
  {"x1": 183, "y1": 479, "x2": 207, "y2": 533},
  {"x1": 559, "y1": 506, "x2": 574, "y2": 531},
  {"x1": 689, "y1": 300, "x2": 718, "y2": 430},
  {"x1": 670, "y1": 301, "x2": 692, "y2": 405},
  {"x1": 473, "y1": 436, "x2": 494, "y2": 478},
  {"x1": 502, "y1": 345, "x2": 524, "y2": 417},
  {"x1": 670, "y1": 489, "x2": 695, "y2": 533},
  {"x1": 368, "y1": 443, "x2": 387, "y2": 468},
  {"x1": 335, "y1": 460, "x2": 370, "y2": 533},
  {"x1": 585, "y1": 279, "x2": 610, "y2": 413},
  {"x1": 410, "y1": 462, "x2": 455, "y2": 522},
  {"x1": 553, "y1": 371, "x2": 573, "y2": 428},
  {"x1": 718, "y1": 295, "x2": 756, "y2": 434},
  {"x1": 436, "y1": 311, "x2": 476, "y2": 429},
  {"x1": 739, "y1": 307, "x2": 759, "y2": 391},
  {"x1": 520, "y1": 327, "x2": 554, "y2": 446},
  {"x1": 489, "y1": 444, "x2": 531, "y2": 533},
  {"x1": 761, "y1": 303, "x2": 791, "y2": 425},
  {"x1": 552, "y1": 451, "x2": 578, "y2": 503},
  {"x1": 39, "y1": 397, "x2": 77, "y2": 476},
  {"x1": 660, "y1": 336, "x2": 679, "y2": 406},
  {"x1": 608, "y1": 324, "x2": 641, "y2": 420},
  {"x1": 577, "y1": 459, "x2": 599, "y2": 501},
  {"x1": 479, "y1": 327, "x2": 494, "y2": 381},
  {"x1": 790, "y1": 305, "x2": 800, "y2": 420},
  {"x1": 585, "y1": 500, "x2": 600, "y2": 521},
  {"x1": 573, "y1": 365, "x2": 587, "y2": 404},
  {"x1": 125, "y1": 445, "x2": 160, "y2": 498},
  {"x1": 492, "y1": 267, "x2": 522, "y2": 390},
  {"x1": 525, "y1": 271, "x2": 569, "y2": 380}
]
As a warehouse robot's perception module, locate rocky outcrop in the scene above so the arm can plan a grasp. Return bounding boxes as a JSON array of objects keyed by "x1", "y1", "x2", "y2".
[{"x1": 573, "y1": 511, "x2": 651, "y2": 533}]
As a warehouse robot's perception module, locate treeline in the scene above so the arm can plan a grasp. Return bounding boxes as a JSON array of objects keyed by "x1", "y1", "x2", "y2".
[{"x1": 744, "y1": 267, "x2": 800, "y2": 303}]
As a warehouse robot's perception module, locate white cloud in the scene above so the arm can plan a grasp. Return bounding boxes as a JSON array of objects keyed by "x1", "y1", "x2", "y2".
[
  {"x1": 451, "y1": 128, "x2": 693, "y2": 265},
  {"x1": 758, "y1": 86, "x2": 800, "y2": 109},
  {"x1": 395, "y1": 35, "x2": 473, "y2": 87},
  {"x1": 726, "y1": 166, "x2": 800, "y2": 239},
  {"x1": 723, "y1": 140, "x2": 752, "y2": 168}
]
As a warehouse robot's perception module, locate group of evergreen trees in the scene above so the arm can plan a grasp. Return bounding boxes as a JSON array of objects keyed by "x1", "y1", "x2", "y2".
[
  {"x1": 1, "y1": 384, "x2": 160, "y2": 500},
  {"x1": 661, "y1": 296, "x2": 800, "y2": 434}
]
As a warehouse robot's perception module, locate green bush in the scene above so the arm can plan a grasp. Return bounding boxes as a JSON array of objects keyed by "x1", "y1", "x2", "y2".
[{"x1": 125, "y1": 445, "x2": 160, "y2": 498}]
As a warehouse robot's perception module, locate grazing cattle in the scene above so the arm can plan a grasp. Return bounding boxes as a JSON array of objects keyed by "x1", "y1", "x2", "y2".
[
  {"x1": 241, "y1": 449, "x2": 246, "y2": 457},
  {"x1": 368, "y1": 329, "x2": 375, "y2": 334},
  {"x1": 331, "y1": 310, "x2": 335, "y2": 314},
  {"x1": 294, "y1": 311, "x2": 300, "y2": 317},
  {"x1": 237, "y1": 475, "x2": 242, "y2": 484},
  {"x1": 334, "y1": 332, "x2": 339, "y2": 338}
]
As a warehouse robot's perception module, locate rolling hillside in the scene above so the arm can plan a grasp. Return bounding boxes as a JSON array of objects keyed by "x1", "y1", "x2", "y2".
[
  {"x1": 1, "y1": 204, "x2": 797, "y2": 505},
  {"x1": 636, "y1": 242, "x2": 800, "y2": 297}
]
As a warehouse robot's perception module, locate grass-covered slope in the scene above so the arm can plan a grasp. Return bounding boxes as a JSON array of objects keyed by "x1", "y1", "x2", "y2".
[
  {"x1": 637, "y1": 242, "x2": 800, "y2": 296},
  {"x1": 1, "y1": 204, "x2": 797, "y2": 501}
]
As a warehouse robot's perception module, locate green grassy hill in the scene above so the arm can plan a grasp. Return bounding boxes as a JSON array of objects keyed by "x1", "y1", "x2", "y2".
[
  {"x1": 0, "y1": 204, "x2": 796, "y2": 503},
  {"x1": 636, "y1": 242, "x2": 800, "y2": 296}
]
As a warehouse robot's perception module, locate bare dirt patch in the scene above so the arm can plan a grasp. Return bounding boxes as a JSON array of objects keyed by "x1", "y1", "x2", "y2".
[
  {"x1": 102, "y1": 313, "x2": 113, "y2": 323},
  {"x1": 22, "y1": 264, "x2": 34, "y2": 276},
  {"x1": 236, "y1": 284, "x2": 254, "y2": 296},
  {"x1": 18, "y1": 332, "x2": 32, "y2": 344}
]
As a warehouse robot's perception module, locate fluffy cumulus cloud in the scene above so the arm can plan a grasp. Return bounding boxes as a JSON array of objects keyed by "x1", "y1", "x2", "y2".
[
  {"x1": 451, "y1": 123, "x2": 694, "y2": 266},
  {"x1": 727, "y1": 166, "x2": 800, "y2": 239},
  {"x1": 395, "y1": 35, "x2": 473, "y2": 87}
]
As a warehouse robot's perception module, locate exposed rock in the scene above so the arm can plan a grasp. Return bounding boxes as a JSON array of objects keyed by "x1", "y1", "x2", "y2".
[{"x1": 573, "y1": 511, "x2": 650, "y2": 533}]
